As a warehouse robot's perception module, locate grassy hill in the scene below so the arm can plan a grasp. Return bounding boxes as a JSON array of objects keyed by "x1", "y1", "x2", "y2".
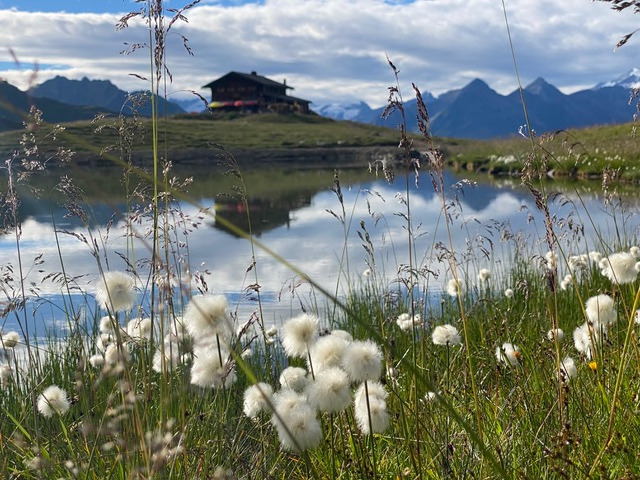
[{"x1": 0, "y1": 111, "x2": 638, "y2": 181}]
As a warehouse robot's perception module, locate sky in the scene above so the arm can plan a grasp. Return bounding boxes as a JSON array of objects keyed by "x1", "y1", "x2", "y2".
[{"x1": 0, "y1": 0, "x2": 638, "y2": 108}]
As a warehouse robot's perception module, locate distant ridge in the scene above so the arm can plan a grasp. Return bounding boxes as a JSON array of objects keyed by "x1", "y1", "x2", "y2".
[
  {"x1": 0, "y1": 79, "x2": 109, "y2": 131},
  {"x1": 33, "y1": 76, "x2": 185, "y2": 117},
  {"x1": 316, "y1": 73, "x2": 638, "y2": 139}
]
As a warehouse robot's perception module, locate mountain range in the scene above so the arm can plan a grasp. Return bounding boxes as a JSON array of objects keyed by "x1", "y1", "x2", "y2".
[
  {"x1": 0, "y1": 76, "x2": 186, "y2": 132},
  {"x1": 314, "y1": 70, "x2": 640, "y2": 139},
  {"x1": 0, "y1": 72, "x2": 638, "y2": 138}
]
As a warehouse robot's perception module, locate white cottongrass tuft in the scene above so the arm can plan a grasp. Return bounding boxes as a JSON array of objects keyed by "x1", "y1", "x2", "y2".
[
  {"x1": 99, "y1": 315, "x2": 125, "y2": 336},
  {"x1": 104, "y1": 342, "x2": 130, "y2": 367},
  {"x1": 96, "y1": 271, "x2": 135, "y2": 312},
  {"x1": 600, "y1": 251, "x2": 638, "y2": 284},
  {"x1": 432, "y1": 324, "x2": 461, "y2": 346},
  {"x1": 559, "y1": 356, "x2": 578, "y2": 381},
  {"x1": 37, "y1": 385, "x2": 70, "y2": 418},
  {"x1": 495, "y1": 342, "x2": 521, "y2": 366},
  {"x1": 126, "y1": 317, "x2": 152, "y2": 341},
  {"x1": 446, "y1": 278, "x2": 462, "y2": 297},
  {"x1": 354, "y1": 381, "x2": 390, "y2": 435},
  {"x1": 279, "y1": 366, "x2": 310, "y2": 392},
  {"x1": 88, "y1": 354, "x2": 105, "y2": 368},
  {"x1": 152, "y1": 335, "x2": 183, "y2": 373},
  {"x1": 424, "y1": 391, "x2": 437, "y2": 402},
  {"x1": 477, "y1": 268, "x2": 491, "y2": 283},
  {"x1": 573, "y1": 322, "x2": 600, "y2": 359},
  {"x1": 504, "y1": 288, "x2": 514, "y2": 299},
  {"x1": 305, "y1": 367, "x2": 351, "y2": 413},
  {"x1": 544, "y1": 250, "x2": 558, "y2": 270},
  {"x1": 1, "y1": 331, "x2": 20, "y2": 348},
  {"x1": 243, "y1": 382, "x2": 274, "y2": 419},
  {"x1": 341, "y1": 340, "x2": 383, "y2": 382},
  {"x1": 635, "y1": 310, "x2": 640, "y2": 325},
  {"x1": 308, "y1": 334, "x2": 350, "y2": 374},
  {"x1": 329, "y1": 329, "x2": 353, "y2": 342},
  {"x1": 190, "y1": 347, "x2": 236, "y2": 389},
  {"x1": 396, "y1": 312, "x2": 423, "y2": 332},
  {"x1": 271, "y1": 389, "x2": 322, "y2": 451},
  {"x1": 0, "y1": 364, "x2": 12, "y2": 388},
  {"x1": 568, "y1": 254, "x2": 589, "y2": 272},
  {"x1": 547, "y1": 328, "x2": 565, "y2": 342},
  {"x1": 560, "y1": 274, "x2": 573, "y2": 291},
  {"x1": 281, "y1": 313, "x2": 319, "y2": 358},
  {"x1": 631, "y1": 246, "x2": 640, "y2": 258},
  {"x1": 589, "y1": 251, "x2": 603, "y2": 264},
  {"x1": 585, "y1": 294, "x2": 617, "y2": 328},
  {"x1": 183, "y1": 294, "x2": 233, "y2": 339}
]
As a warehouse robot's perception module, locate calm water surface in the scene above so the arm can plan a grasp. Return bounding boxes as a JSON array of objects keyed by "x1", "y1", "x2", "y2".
[{"x1": 0, "y1": 164, "x2": 637, "y2": 338}]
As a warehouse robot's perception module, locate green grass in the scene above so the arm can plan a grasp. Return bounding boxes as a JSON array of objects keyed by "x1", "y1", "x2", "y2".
[{"x1": 2, "y1": 112, "x2": 637, "y2": 181}]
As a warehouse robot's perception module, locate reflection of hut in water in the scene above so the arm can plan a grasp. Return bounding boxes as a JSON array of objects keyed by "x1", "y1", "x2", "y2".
[{"x1": 213, "y1": 194, "x2": 312, "y2": 237}]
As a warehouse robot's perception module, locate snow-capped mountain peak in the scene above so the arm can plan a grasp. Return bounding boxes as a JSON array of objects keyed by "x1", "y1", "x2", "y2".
[
  {"x1": 312, "y1": 101, "x2": 372, "y2": 121},
  {"x1": 594, "y1": 68, "x2": 640, "y2": 89}
]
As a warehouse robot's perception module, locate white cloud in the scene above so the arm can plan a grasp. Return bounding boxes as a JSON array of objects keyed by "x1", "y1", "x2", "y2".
[{"x1": 0, "y1": 0, "x2": 638, "y2": 107}]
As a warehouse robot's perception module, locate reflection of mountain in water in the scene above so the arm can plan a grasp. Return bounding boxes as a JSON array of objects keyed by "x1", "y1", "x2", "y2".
[{"x1": 213, "y1": 193, "x2": 312, "y2": 237}]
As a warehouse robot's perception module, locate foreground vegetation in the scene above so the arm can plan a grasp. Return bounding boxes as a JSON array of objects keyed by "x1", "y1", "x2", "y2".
[{"x1": 2, "y1": 2, "x2": 640, "y2": 479}]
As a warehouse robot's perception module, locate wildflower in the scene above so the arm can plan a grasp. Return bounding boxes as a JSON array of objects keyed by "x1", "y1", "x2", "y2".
[
  {"x1": 271, "y1": 389, "x2": 322, "y2": 451},
  {"x1": 243, "y1": 382, "x2": 274, "y2": 419},
  {"x1": 589, "y1": 251, "x2": 603, "y2": 264},
  {"x1": 573, "y1": 322, "x2": 599, "y2": 359},
  {"x1": 432, "y1": 324, "x2": 462, "y2": 346},
  {"x1": 600, "y1": 251, "x2": 638, "y2": 284},
  {"x1": 588, "y1": 361, "x2": 597, "y2": 372},
  {"x1": 477, "y1": 268, "x2": 491, "y2": 283},
  {"x1": 504, "y1": 288, "x2": 514, "y2": 299},
  {"x1": 126, "y1": 317, "x2": 152, "y2": 341},
  {"x1": 95, "y1": 271, "x2": 135, "y2": 311},
  {"x1": 37, "y1": 385, "x2": 70, "y2": 418},
  {"x1": 495, "y1": 342, "x2": 520, "y2": 366},
  {"x1": 183, "y1": 294, "x2": 233, "y2": 339},
  {"x1": 354, "y1": 381, "x2": 390, "y2": 435},
  {"x1": 308, "y1": 334, "x2": 350, "y2": 373},
  {"x1": 279, "y1": 366, "x2": 309, "y2": 392},
  {"x1": 446, "y1": 278, "x2": 462, "y2": 297},
  {"x1": 547, "y1": 328, "x2": 565, "y2": 342},
  {"x1": 396, "y1": 312, "x2": 423, "y2": 332},
  {"x1": 341, "y1": 339, "x2": 383, "y2": 382},
  {"x1": 1, "y1": 331, "x2": 20, "y2": 348},
  {"x1": 559, "y1": 356, "x2": 577, "y2": 381},
  {"x1": 190, "y1": 346, "x2": 236, "y2": 388},
  {"x1": 585, "y1": 294, "x2": 617, "y2": 328},
  {"x1": 305, "y1": 367, "x2": 351, "y2": 413},
  {"x1": 281, "y1": 313, "x2": 319, "y2": 358}
]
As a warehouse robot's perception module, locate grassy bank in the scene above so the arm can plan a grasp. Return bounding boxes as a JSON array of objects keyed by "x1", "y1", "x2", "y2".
[{"x1": 1, "y1": 111, "x2": 637, "y2": 181}]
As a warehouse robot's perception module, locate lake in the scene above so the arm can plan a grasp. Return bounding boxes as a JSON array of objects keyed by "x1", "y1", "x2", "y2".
[{"x1": 0, "y1": 162, "x2": 638, "y2": 339}]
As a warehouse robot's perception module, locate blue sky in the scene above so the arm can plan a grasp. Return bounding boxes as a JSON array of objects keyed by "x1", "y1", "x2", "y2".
[{"x1": 1, "y1": 0, "x2": 638, "y2": 110}]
